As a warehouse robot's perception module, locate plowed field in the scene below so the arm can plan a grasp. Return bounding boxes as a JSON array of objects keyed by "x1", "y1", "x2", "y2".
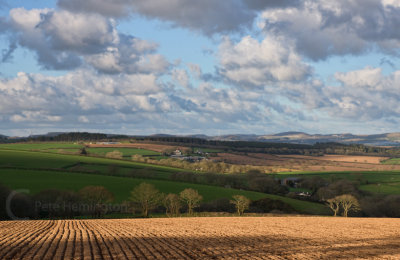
[{"x1": 1, "y1": 217, "x2": 400, "y2": 259}]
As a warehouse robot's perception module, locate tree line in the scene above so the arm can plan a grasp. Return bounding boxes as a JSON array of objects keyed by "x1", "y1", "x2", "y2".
[
  {"x1": 0, "y1": 182, "x2": 294, "y2": 220},
  {"x1": 3, "y1": 132, "x2": 400, "y2": 157},
  {"x1": 293, "y1": 177, "x2": 400, "y2": 217},
  {"x1": 132, "y1": 136, "x2": 400, "y2": 157}
]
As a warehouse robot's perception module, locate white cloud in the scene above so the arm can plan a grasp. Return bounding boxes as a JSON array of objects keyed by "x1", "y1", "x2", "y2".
[
  {"x1": 260, "y1": 0, "x2": 400, "y2": 60},
  {"x1": 172, "y1": 69, "x2": 190, "y2": 88},
  {"x1": 56, "y1": 0, "x2": 305, "y2": 35},
  {"x1": 0, "y1": 68, "x2": 297, "y2": 133},
  {"x1": 218, "y1": 35, "x2": 312, "y2": 87},
  {"x1": 322, "y1": 67, "x2": 400, "y2": 119},
  {"x1": 3, "y1": 1, "x2": 400, "y2": 135},
  {"x1": 8, "y1": 8, "x2": 169, "y2": 73},
  {"x1": 10, "y1": 111, "x2": 62, "y2": 123},
  {"x1": 57, "y1": 0, "x2": 133, "y2": 17},
  {"x1": 58, "y1": 0, "x2": 255, "y2": 35}
]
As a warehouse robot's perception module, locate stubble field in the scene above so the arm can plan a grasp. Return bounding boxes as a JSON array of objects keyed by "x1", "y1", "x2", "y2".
[
  {"x1": 213, "y1": 152, "x2": 400, "y2": 172},
  {"x1": 1, "y1": 217, "x2": 400, "y2": 259}
]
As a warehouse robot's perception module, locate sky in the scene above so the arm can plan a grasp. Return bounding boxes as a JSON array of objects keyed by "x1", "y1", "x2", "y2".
[{"x1": 1, "y1": 0, "x2": 400, "y2": 136}]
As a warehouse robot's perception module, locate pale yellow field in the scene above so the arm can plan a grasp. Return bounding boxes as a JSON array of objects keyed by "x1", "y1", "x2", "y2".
[{"x1": 1, "y1": 217, "x2": 400, "y2": 259}]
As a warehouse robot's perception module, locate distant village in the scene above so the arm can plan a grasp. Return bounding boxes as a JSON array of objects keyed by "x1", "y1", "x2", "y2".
[{"x1": 170, "y1": 149, "x2": 207, "y2": 162}]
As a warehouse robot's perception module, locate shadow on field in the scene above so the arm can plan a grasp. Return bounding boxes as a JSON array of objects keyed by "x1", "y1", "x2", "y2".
[{"x1": 5, "y1": 233, "x2": 400, "y2": 259}]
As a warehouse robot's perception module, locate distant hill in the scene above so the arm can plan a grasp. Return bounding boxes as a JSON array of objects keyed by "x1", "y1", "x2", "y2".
[
  {"x1": 29, "y1": 132, "x2": 66, "y2": 138},
  {"x1": 210, "y1": 132, "x2": 400, "y2": 146},
  {"x1": 272, "y1": 131, "x2": 309, "y2": 137},
  {"x1": 150, "y1": 134, "x2": 175, "y2": 137},
  {"x1": 5, "y1": 131, "x2": 400, "y2": 147}
]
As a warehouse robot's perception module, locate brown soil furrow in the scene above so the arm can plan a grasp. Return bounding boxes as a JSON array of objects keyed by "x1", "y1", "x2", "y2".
[
  {"x1": 0, "y1": 220, "x2": 55, "y2": 259},
  {"x1": 80, "y1": 220, "x2": 105, "y2": 260},
  {"x1": 143, "y1": 231, "x2": 195, "y2": 259},
  {"x1": 136, "y1": 235, "x2": 175, "y2": 259},
  {"x1": 31, "y1": 221, "x2": 63, "y2": 260},
  {"x1": 0, "y1": 220, "x2": 39, "y2": 244},
  {"x1": 69, "y1": 220, "x2": 78, "y2": 260},
  {"x1": 55, "y1": 220, "x2": 71, "y2": 259},
  {"x1": 84, "y1": 220, "x2": 116, "y2": 260},
  {"x1": 2, "y1": 217, "x2": 400, "y2": 259},
  {"x1": 46, "y1": 220, "x2": 66, "y2": 260},
  {"x1": 110, "y1": 222, "x2": 158, "y2": 259},
  {"x1": 89, "y1": 220, "x2": 131, "y2": 260},
  {"x1": 75, "y1": 220, "x2": 94, "y2": 260},
  {"x1": 15, "y1": 220, "x2": 58, "y2": 260},
  {"x1": 0, "y1": 220, "x2": 47, "y2": 248},
  {"x1": 161, "y1": 236, "x2": 201, "y2": 259},
  {"x1": 63, "y1": 220, "x2": 77, "y2": 260},
  {"x1": 104, "y1": 222, "x2": 145, "y2": 259}
]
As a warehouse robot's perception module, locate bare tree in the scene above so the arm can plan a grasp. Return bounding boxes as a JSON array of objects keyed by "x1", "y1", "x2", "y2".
[
  {"x1": 337, "y1": 194, "x2": 361, "y2": 217},
  {"x1": 163, "y1": 193, "x2": 182, "y2": 217},
  {"x1": 130, "y1": 183, "x2": 162, "y2": 217},
  {"x1": 230, "y1": 195, "x2": 251, "y2": 216},
  {"x1": 105, "y1": 150, "x2": 123, "y2": 159},
  {"x1": 180, "y1": 188, "x2": 203, "y2": 215},
  {"x1": 79, "y1": 186, "x2": 114, "y2": 217},
  {"x1": 326, "y1": 197, "x2": 341, "y2": 217}
]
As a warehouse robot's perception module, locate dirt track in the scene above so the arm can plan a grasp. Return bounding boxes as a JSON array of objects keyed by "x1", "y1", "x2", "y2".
[{"x1": 1, "y1": 217, "x2": 400, "y2": 259}]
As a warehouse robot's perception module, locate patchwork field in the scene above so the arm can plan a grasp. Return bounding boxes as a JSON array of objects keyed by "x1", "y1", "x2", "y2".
[
  {"x1": 85, "y1": 147, "x2": 160, "y2": 157},
  {"x1": 87, "y1": 143, "x2": 186, "y2": 153},
  {"x1": 1, "y1": 217, "x2": 400, "y2": 259},
  {"x1": 213, "y1": 152, "x2": 400, "y2": 172},
  {"x1": 0, "y1": 148, "x2": 330, "y2": 215}
]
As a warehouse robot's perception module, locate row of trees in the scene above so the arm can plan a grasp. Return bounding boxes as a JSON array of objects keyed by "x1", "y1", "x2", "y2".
[
  {"x1": 295, "y1": 176, "x2": 400, "y2": 218},
  {"x1": 130, "y1": 137, "x2": 400, "y2": 157},
  {"x1": 4, "y1": 132, "x2": 400, "y2": 157},
  {"x1": 0, "y1": 182, "x2": 259, "y2": 219},
  {"x1": 130, "y1": 183, "x2": 252, "y2": 217},
  {"x1": 130, "y1": 183, "x2": 203, "y2": 217},
  {"x1": 131, "y1": 154, "x2": 274, "y2": 174}
]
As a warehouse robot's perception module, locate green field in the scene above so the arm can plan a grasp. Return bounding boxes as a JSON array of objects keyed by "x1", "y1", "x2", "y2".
[
  {"x1": 0, "y1": 168, "x2": 328, "y2": 214},
  {"x1": 0, "y1": 142, "x2": 83, "y2": 150},
  {"x1": 194, "y1": 147, "x2": 224, "y2": 153},
  {"x1": 359, "y1": 183, "x2": 400, "y2": 195},
  {"x1": 86, "y1": 147, "x2": 160, "y2": 156},
  {"x1": 275, "y1": 170, "x2": 400, "y2": 184},
  {"x1": 382, "y1": 158, "x2": 400, "y2": 165},
  {"x1": 0, "y1": 143, "x2": 161, "y2": 158},
  {"x1": 0, "y1": 146, "x2": 329, "y2": 215},
  {"x1": 275, "y1": 170, "x2": 400, "y2": 197},
  {"x1": 0, "y1": 149, "x2": 184, "y2": 174}
]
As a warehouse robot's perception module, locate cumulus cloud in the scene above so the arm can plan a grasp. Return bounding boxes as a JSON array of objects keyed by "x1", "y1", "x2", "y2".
[
  {"x1": 7, "y1": 8, "x2": 169, "y2": 73},
  {"x1": 10, "y1": 111, "x2": 62, "y2": 123},
  {"x1": 0, "y1": 68, "x2": 301, "y2": 133},
  {"x1": 3, "y1": 1, "x2": 400, "y2": 135},
  {"x1": 322, "y1": 67, "x2": 400, "y2": 119},
  {"x1": 172, "y1": 69, "x2": 190, "y2": 88},
  {"x1": 9, "y1": 8, "x2": 82, "y2": 69},
  {"x1": 85, "y1": 37, "x2": 169, "y2": 75},
  {"x1": 56, "y1": 0, "x2": 307, "y2": 35},
  {"x1": 217, "y1": 35, "x2": 312, "y2": 88},
  {"x1": 57, "y1": 0, "x2": 133, "y2": 17},
  {"x1": 260, "y1": 0, "x2": 400, "y2": 60},
  {"x1": 244, "y1": 0, "x2": 301, "y2": 10},
  {"x1": 58, "y1": 0, "x2": 255, "y2": 35}
]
